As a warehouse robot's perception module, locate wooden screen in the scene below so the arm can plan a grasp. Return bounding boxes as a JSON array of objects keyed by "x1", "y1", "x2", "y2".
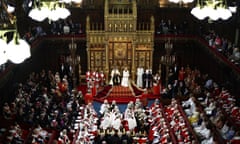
[
  {"x1": 89, "y1": 47, "x2": 106, "y2": 71},
  {"x1": 108, "y1": 41, "x2": 132, "y2": 72}
]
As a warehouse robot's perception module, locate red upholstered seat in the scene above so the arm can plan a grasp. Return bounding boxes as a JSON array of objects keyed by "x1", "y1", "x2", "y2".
[
  {"x1": 138, "y1": 137, "x2": 147, "y2": 144},
  {"x1": 21, "y1": 129, "x2": 29, "y2": 140},
  {"x1": 153, "y1": 85, "x2": 160, "y2": 95},
  {"x1": 230, "y1": 139, "x2": 240, "y2": 144},
  {"x1": 85, "y1": 93, "x2": 93, "y2": 104}
]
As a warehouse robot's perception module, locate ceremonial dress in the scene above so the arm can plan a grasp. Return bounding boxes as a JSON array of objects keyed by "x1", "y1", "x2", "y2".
[{"x1": 121, "y1": 69, "x2": 130, "y2": 87}]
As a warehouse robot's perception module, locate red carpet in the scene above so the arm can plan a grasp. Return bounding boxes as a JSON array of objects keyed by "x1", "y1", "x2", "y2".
[
  {"x1": 78, "y1": 84, "x2": 160, "y2": 104},
  {"x1": 108, "y1": 86, "x2": 135, "y2": 97},
  {"x1": 94, "y1": 85, "x2": 138, "y2": 103},
  {"x1": 94, "y1": 84, "x2": 159, "y2": 103}
]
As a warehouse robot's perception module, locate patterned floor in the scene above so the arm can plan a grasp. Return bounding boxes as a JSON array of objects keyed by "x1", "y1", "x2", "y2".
[
  {"x1": 107, "y1": 85, "x2": 135, "y2": 97},
  {"x1": 79, "y1": 84, "x2": 159, "y2": 103},
  {"x1": 94, "y1": 85, "x2": 141, "y2": 103}
]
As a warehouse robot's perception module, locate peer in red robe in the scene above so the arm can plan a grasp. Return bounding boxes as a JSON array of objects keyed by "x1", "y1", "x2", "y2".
[
  {"x1": 178, "y1": 66, "x2": 185, "y2": 81},
  {"x1": 86, "y1": 70, "x2": 91, "y2": 88}
]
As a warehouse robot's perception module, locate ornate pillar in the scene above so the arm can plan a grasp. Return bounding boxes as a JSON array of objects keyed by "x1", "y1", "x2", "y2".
[
  {"x1": 159, "y1": 63, "x2": 162, "y2": 77},
  {"x1": 77, "y1": 56, "x2": 81, "y2": 85},
  {"x1": 235, "y1": 0, "x2": 240, "y2": 45},
  {"x1": 150, "y1": 15, "x2": 155, "y2": 71},
  {"x1": 86, "y1": 16, "x2": 91, "y2": 71},
  {"x1": 132, "y1": 38, "x2": 136, "y2": 81},
  {"x1": 105, "y1": 38, "x2": 109, "y2": 83}
]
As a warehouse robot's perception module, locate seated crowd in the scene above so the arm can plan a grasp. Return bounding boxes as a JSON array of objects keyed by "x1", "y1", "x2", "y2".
[
  {"x1": 156, "y1": 19, "x2": 240, "y2": 71},
  {"x1": 20, "y1": 18, "x2": 84, "y2": 47},
  {"x1": 1, "y1": 69, "x2": 84, "y2": 144},
  {"x1": 152, "y1": 63, "x2": 240, "y2": 143},
  {"x1": 203, "y1": 29, "x2": 240, "y2": 67},
  {"x1": 1, "y1": 19, "x2": 240, "y2": 144},
  {"x1": 1, "y1": 62, "x2": 240, "y2": 144},
  {"x1": 180, "y1": 73, "x2": 240, "y2": 143},
  {"x1": 165, "y1": 99, "x2": 197, "y2": 143}
]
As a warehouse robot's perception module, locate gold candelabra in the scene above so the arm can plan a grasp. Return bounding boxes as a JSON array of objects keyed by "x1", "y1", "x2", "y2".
[
  {"x1": 67, "y1": 38, "x2": 81, "y2": 88},
  {"x1": 159, "y1": 39, "x2": 176, "y2": 85}
]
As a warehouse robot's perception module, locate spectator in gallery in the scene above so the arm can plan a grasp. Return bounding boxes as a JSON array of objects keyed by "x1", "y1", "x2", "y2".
[
  {"x1": 229, "y1": 47, "x2": 240, "y2": 64},
  {"x1": 51, "y1": 21, "x2": 58, "y2": 35},
  {"x1": 63, "y1": 21, "x2": 70, "y2": 34},
  {"x1": 214, "y1": 35, "x2": 222, "y2": 49},
  {"x1": 221, "y1": 38, "x2": 229, "y2": 54}
]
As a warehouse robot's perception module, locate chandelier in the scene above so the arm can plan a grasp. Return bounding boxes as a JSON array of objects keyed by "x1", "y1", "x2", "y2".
[
  {"x1": 191, "y1": 0, "x2": 234, "y2": 21},
  {"x1": 169, "y1": 0, "x2": 194, "y2": 4},
  {"x1": 28, "y1": 0, "x2": 82, "y2": 22},
  {"x1": 0, "y1": 0, "x2": 31, "y2": 65}
]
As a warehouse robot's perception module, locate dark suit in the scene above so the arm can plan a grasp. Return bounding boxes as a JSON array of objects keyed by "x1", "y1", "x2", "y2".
[
  {"x1": 113, "y1": 73, "x2": 121, "y2": 85},
  {"x1": 121, "y1": 134, "x2": 133, "y2": 144},
  {"x1": 107, "y1": 134, "x2": 121, "y2": 144},
  {"x1": 172, "y1": 65, "x2": 179, "y2": 80},
  {"x1": 142, "y1": 72, "x2": 147, "y2": 88},
  {"x1": 146, "y1": 72, "x2": 153, "y2": 88}
]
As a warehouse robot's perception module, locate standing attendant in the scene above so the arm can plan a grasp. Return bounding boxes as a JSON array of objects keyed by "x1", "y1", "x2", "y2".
[
  {"x1": 121, "y1": 67, "x2": 130, "y2": 87},
  {"x1": 142, "y1": 70, "x2": 147, "y2": 89},
  {"x1": 145, "y1": 69, "x2": 153, "y2": 88},
  {"x1": 137, "y1": 67, "x2": 144, "y2": 88},
  {"x1": 178, "y1": 66, "x2": 185, "y2": 82},
  {"x1": 100, "y1": 70, "x2": 105, "y2": 86},
  {"x1": 153, "y1": 73, "x2": 161, "y2": 95},
  {"x1": 86, "y1": 70, "x2": 91, "y2": 88}
]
